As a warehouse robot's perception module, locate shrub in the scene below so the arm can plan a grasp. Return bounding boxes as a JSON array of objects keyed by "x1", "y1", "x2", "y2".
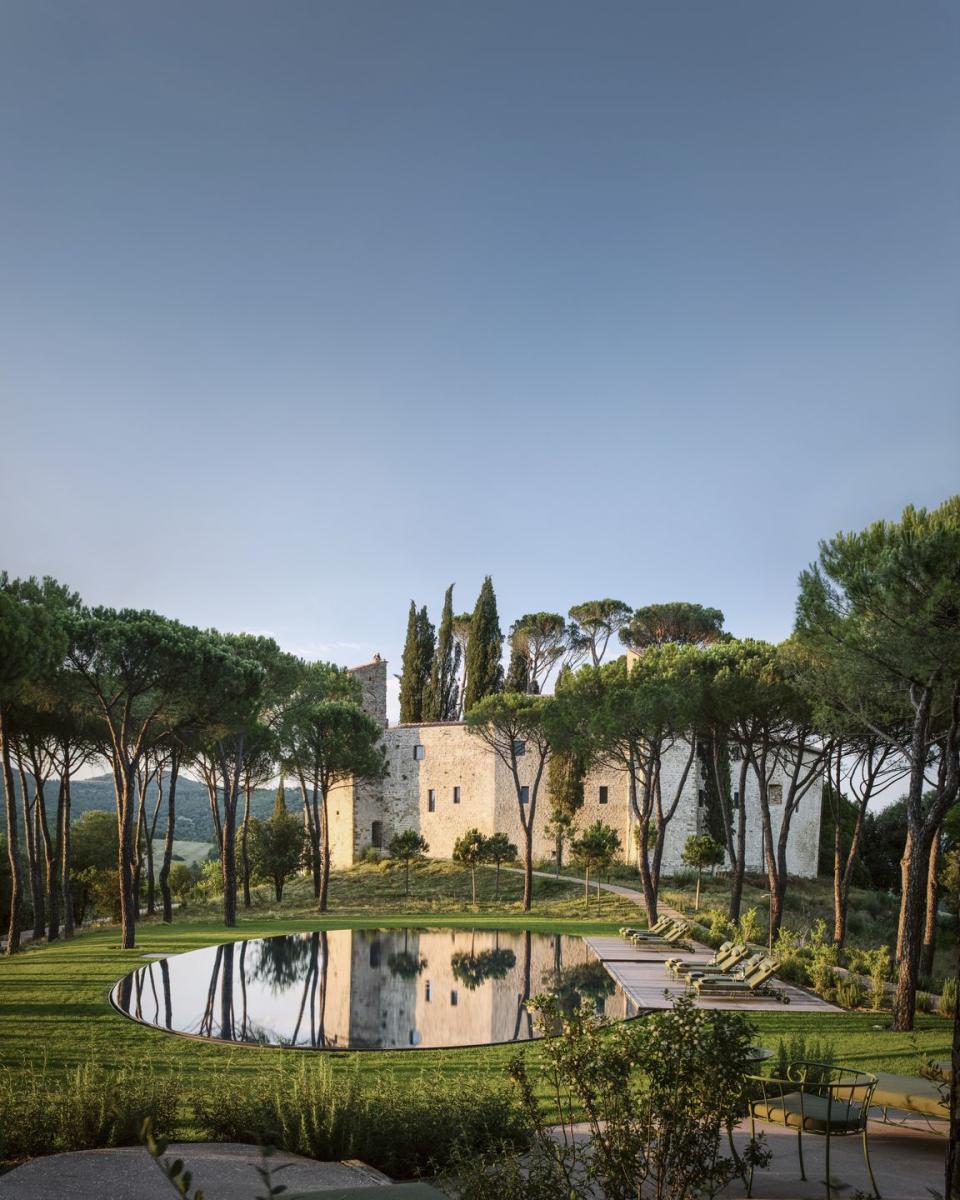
[
  {"x1": 445, "y1": 993, "x2": 769, "y2": 1200},
  {"x1": 807, "y1": 944, "x2": 840, "y2": 1000},
  {"x1": 775, "y1": 1033, "x2": 835, "y2": 1081},
  {"x1": 915, "y1": 990, "x2": 934, "y2": 1014},
  {"x1": 834, "y1": 977, "x2": 863, "y2": 1010},
  {"x1": 358, "y1": 845, "x2": 382, "y2": 864},
  {"x1": 0, "y1": 1061, "x2": 181, "y2": 1165},
  {"x1": 939, "y1": 976, "x2": 957, "y2": 1018},
  {"x1": 705, "y1": 908, "x2": 733, "y2": 941},
  {"x1": 737, "y1": 907, "x2": 763, "y2": 947},
  {"x1": 193, "y1": 1058, "x2": 525, "y2": 1179},
  {"x1": 864, "y1": 946, "x2": 891, "y2": 1012}
]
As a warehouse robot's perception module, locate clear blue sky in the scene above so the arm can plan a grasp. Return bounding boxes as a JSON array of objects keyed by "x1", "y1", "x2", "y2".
[{"x1": 2, "y1": 1, "x2": 958, "y2": 719}]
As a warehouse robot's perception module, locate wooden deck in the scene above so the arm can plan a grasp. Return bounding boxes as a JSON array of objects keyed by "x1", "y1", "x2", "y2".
[{"x1": 585, "y1": 936, "x2": 840, "y2": 1013}]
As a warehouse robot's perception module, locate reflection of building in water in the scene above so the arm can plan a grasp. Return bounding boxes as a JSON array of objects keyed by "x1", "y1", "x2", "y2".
[
  {"x1": 297, "y1": 929, "x2": 630, "y2": 1049},
  {"x1": 327, "y1": 659, "x2": 822, "y2": 879}
]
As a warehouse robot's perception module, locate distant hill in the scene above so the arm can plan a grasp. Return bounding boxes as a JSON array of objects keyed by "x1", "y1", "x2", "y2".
[{"x1": 0, "y1": 773, "x2": 279, "y2": 844}]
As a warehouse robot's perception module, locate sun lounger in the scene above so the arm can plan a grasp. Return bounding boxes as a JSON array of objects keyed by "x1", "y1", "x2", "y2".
[{"x1": 694, "y1": 955, "x2": 788, "y2": 1002}]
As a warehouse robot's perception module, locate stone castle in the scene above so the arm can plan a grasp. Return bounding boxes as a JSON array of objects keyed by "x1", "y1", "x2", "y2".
[{"x1": 327, "y1": 658, "x2": 822, "y2": 879}]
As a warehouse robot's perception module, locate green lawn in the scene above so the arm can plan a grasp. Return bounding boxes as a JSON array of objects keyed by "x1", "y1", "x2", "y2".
[{"x1": 0, "y1": 862, "x2": 951, "y2": 1148}]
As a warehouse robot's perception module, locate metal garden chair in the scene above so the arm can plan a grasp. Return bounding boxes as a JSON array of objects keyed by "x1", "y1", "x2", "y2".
[{"x1": 744, "y1": 1060, "x2": 880, "y2": 1198}]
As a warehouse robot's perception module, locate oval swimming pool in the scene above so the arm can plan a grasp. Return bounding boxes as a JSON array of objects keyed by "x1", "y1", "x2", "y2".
[{"x1": 110, "y1": 927, "x2": 636, "y2": 1050}]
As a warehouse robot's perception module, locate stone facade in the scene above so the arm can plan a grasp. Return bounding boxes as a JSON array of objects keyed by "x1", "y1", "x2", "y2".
[{"x1": 335, "y1": 659, "x2": 822, "y2": 879}]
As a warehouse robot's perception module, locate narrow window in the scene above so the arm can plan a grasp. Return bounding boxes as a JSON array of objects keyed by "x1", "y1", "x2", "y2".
[
  {"x1": 425, "y1": 981, "x2": 432, "y2": 1002},
  {"x1": 450, "y1": 990, "x2": 458, "y2": 1007},
  {"x1": 453, "y1": 786, "x2": 461, "y2": 805},
  {"x1": 732, "y1": 789, "x2": 740, "y2": 810},
  {"x1": 768, "y1": 783, "x2": 783, "y2": 806},
  {"x1": 369, "y1": 940, "x2": 381, "y2": 968},
  {"x1": 513, "y1": 739, "x2": 526, "y2": 756},
  {"x1": 413, "y1": 745, "x2": 425, "y2": 761},
  {"x1": 428, "y1": 789, "x2": 436, "y2": 813},
  {"x1": 598, "y1": 786, "x2": 608, "y2": 805},
  {"x1": 371, "y1": 820, "x2": 383, "y2": 848},
  {"x1": 520, "y1": 785, "x2": 529, "y2": 805}
]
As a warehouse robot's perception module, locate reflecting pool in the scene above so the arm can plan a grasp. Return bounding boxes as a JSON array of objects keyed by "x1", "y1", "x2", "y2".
[{"x1": 111, "y1": 927, "x2": 636, "y2": 1050}]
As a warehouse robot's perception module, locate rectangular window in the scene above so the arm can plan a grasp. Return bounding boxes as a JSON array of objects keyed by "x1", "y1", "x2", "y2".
[
  {"x1": 732, "y1": 789, "x2": 740, "y2": 809},
  {"x1": 520, "y1": 785, "x2": 529, "y2": 805},
  {"x1": 768, "y1": 783, "x2": 783, "y2": 806},
  {"x1": 450, "y1": 990, "x2": 458, "y2": 1007},
  {"x1": 428, "y1": 789, "x2": 436, "y2": 812},
  {"x1": 453, "y1": 786, "x2": 461, "y2": 804},
  {"x1": 513, "y1": 739, "x2": 526, "y2": 756},
  {"x1": 425, "y1": 981, "x2": 432, "y2": 1002},
  {"x1": 413, "y1": 745, "x2": 425, "y2": 761},
  {"x1": 371, "y1": 820, "x2": 383, "y2": 849},
  {"x1": 598, "y1": 786, "x2": 608, "y2": 805}
]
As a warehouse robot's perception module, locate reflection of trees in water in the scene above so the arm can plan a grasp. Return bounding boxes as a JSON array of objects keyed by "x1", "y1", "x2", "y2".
[
  {"x1": 388, "y1": 951, "x2": 427, "y2": 979},
  {"x1": 160, "y1": 958, "x2": 172, "y2": 1029},
  {"x1": 220, "y1": 942, "x2": 235, "y2": 1040},
  {"x1": 543, "y1": 961, "x2": 615, "y2": 1017},
  {"x1": 252, "y1": 934, "x2": 313, "y2": 992},
  {"x1": 288, "y1": 931, "x2": 330, "y2": 1048},
  {"x1": 512, "y1": 930, "x2": 533, "y2": 1042},
  {"x1": 451, "y1": 947, "x2": 517, "y2": 990},
  {"x1": 199, "y1": 946, "x2": 224, "y2": 1038}
]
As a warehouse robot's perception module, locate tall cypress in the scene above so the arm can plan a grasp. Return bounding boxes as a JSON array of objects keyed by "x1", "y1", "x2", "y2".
[
  {"x1": 399, "y1": 600, "x2": 435, "y2": 722},
  {"x1": 504, "y1": 630, "x2": 531, "y2": 693},
  {"x1": 464, "y1": 576, "x2": 503, "y2": 713},
  {"x1": 425, "y1": 584, "x2": 460, "y2": 721}
]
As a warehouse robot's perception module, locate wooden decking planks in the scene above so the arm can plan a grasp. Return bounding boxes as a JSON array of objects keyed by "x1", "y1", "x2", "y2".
[{"x1": 584, "y1": 936, "x2": 840, "y2": 1013}]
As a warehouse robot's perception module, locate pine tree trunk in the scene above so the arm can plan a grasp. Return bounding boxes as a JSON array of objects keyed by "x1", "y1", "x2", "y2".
[
  {"x1": 60, "y1": 770, "x2": 74, "y2": 939},
  {"x1": 919, "y1": 826, "x2": 941, "y2": 980},
  {"x1": 318, "y1": 789, "x2": 331, "y2": 912},
  {"x1": 728, "y1": 758, "x2": 749, "y2": 922},
  {"x1": 947, "y1": 953, "x2": 960, "y2": 1200},
  {"x1": 117, "y1": 763, "x2": 138, "y2": 950},
  {"x1": 20, "y1": 763, "x2": 44, "y2": 940},
  {"x1": 159, "y1": 753, "x2": 179, "y2": 924},
  {"x1": 893, "y1": 824, "x2": 933, "y2": 1031},
  {"x1": 241, "y1": 782, "x2": 252, "y2": 908},
  {"x1": 522, "y1": 824, "x2": 533, "y2": 913},
  {"x1": 34, "y1": 777, "x2": 58, "y2": 941},
  {"x1": 695, "y1": 868, "x2": 702, "y2": 912},
  {"x1": 1, "y1": 707, "x2": 23, "y2": 954}
]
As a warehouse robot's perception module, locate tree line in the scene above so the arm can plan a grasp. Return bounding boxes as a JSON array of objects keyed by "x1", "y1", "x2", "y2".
[
  {"x1": 459, "y1": 498, "x2": 960, "y2": 1034},
  {"x1": 0, "y1": 585, "x2": 384, "y2": 954}
]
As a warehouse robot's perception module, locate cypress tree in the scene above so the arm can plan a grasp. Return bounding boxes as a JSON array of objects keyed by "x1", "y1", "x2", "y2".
[
  {"x1": 504, "y1": 631, "x2": 531, "y2": 693},
  {"x1": 464, "y1": 576, "x2": 503, "y2": 713},
  {"x1": 399, "y1": 601, "x2": 435, "y2": 722},
  {"x1": 425, "y1": 584, "x2": 460, "y2": 721},
  {"x1": 274, "y1": 774, "x2": 287, "y2": 817}
]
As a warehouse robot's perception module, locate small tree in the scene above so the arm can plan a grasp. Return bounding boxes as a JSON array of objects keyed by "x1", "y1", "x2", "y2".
[
  {"x1": 681, "y1": 833, "x2": 726, "y2": 912},
  {"x1": 486, "y1": 831, "x2": 518, "y2": 898},
  {"x1": 571, "y1": 820, "x2": 621, "y2": 907},
  {"x1": 388, "y1": 829, "x2": 429, "y2": 896},
  {"x1": 453, "y1": 828, "x2": 489, "y2": 907},
  {"x1": 466, "y1": 693, "x2": 553, "y2": 912},
  {"x1": 249, "y1": 788, "x2": 305, "y2": 902}
]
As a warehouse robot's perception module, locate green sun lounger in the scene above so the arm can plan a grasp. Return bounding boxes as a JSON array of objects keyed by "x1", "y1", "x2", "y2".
[{"x1": 695, "y1": 955, "x2": 788, "y2": 1001}]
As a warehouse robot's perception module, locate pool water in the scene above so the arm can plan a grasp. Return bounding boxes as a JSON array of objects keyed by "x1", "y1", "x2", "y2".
[{"x1": 110, "y1": 927, "x2": 635, "y2": 1050}]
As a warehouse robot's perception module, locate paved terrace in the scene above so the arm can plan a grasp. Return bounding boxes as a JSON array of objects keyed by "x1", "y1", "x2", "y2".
[{"x1": 584, "y1": 935, "x2": 840, "y2": 1013}]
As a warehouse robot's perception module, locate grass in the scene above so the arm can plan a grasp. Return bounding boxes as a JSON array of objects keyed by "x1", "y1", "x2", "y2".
[{"x1": 0, "y1": 861, "x2": 952, "y2": 1164}]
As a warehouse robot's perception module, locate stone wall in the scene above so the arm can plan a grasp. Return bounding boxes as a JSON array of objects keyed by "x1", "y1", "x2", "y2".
[{"x1": 333, "y1": 658, "x2": 822, "y2": 879}]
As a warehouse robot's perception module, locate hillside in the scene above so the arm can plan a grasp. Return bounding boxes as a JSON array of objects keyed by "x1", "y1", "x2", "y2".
[{"x1": 0, "y1": 773, "x2": 278, "y2": 844}]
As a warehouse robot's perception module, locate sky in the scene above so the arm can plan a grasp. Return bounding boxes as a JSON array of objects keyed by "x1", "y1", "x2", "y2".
[{"x1": 2, "y1": 1, "x2": 958, "y2": 721}]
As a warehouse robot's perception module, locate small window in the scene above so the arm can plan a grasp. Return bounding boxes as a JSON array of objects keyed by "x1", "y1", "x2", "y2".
[
  {"x1": 371, "y1": 820, "x2": 383, "y2": 849},
  {"x1": 413, "y1": 745, "x2": 425, "y2": 761},
  {"x1": 425, "y1": 981, "x2": 432, "y2": 1002},
  {"x1": 520, "y1": 785, "x2": 529, "y2": 805},
  {"x1": 732, "y1": 789, "x2": 740, "y2": 810},
  {"x1": 768, "y1": 783, "x2": 783, "y2": 806},
  {"x1": 453, "y1": 786, "x2": 461, "y2": 805},
  {"x1": 513, "y1": 739, "x2": 526, "y2": 756},
  {"x1": 369, "y1": 940, "x2": 381, "y2": 968},
  {"x1": 428, "y1": 789, "x2": 436, "y2": 812},
  {"x1": 450, "y1": 990, "x2": 458, "y2": 1007},
  {"x1": 598, "y1": 786, "x2": 608, "y2": 805}
]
